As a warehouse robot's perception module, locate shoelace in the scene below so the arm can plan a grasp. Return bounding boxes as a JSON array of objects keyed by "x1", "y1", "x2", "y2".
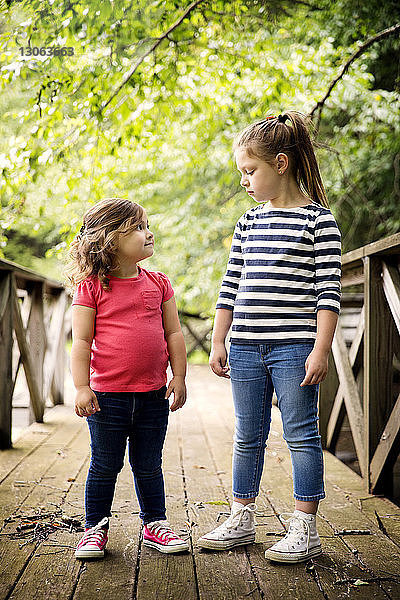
[
  {"x1": 79, "y1": 516, "x2": 108, "y2": 547},
  {"x1": 216, "y1": 504, "x2": 256, "y2": 532},
  {"x1": 147, "y1": 521, "x2": 180, "y2": 542},
  {"x1": 279, "y1": 513, "x2": 311, "y2": 551}
]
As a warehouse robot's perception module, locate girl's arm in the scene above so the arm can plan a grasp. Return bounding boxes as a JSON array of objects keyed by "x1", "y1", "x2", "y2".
[
  {"x1": 300, "y1": 309, "x2": 338, "y2": 386},
  {"x1": 303, "y1": 211, "x2": 341, "y2": 387},
  {"x1": 71, "y1": 305, "x2": 100, "y2": 416},
  {"x1": 209, "y1": 308, "x2": 233, "y2": 378},
  {"x1": 162, "y1": 296, "x2": 187, "y2": 411},
  {"x1": 212, "y1": 216, "x2": 245, "y2": 378}
]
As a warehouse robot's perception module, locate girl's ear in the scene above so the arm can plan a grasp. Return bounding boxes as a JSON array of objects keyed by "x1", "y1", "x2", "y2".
[{"x1": 275, "y1": 152, "x2": 289, "y2": 173}]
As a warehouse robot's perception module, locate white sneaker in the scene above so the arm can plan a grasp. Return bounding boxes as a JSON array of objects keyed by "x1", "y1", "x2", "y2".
[
  {"x1": 197, "y1": 502, "x2": 256, "y2": 550},
  {"x1": 265, "y1": 510, "x2": 322, "y2": 563}
]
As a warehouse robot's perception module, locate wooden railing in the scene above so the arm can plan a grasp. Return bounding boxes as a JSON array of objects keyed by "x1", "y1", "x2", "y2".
[
  {"x1": 320, "y1": 232, "x2": 400, "y2": 495},
  {"x1": 0, "y1": 258, "x2": 68, "y2": 449},
  {"x1": 179, "y1": 311, "x2": 212, "y2": 358},
  {"x1": 0, "y1": 256, "x2": 212, "y2": 449}
]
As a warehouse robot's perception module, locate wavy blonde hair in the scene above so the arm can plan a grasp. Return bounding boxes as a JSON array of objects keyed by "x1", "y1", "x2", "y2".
[
  {"x1": 65, "y1": 198, "x2": 146, "y2": 291},
  {"x1": 234, "y1": 111, "x2": 329, "y2": 208}
]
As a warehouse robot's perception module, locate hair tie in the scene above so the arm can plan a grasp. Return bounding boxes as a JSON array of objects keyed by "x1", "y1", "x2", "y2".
[
  {"x1": 277, "y1": 114, "x2": 288, "y2": 123},
  {"x1": 79, "y1": 225, "x2": 85, "y2": 235}
]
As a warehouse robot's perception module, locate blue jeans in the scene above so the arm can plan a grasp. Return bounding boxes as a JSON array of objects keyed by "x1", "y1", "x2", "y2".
[
  {"x1": 229, "y1": 343, "x2": 325, "y2": 502},
  {"x1": 85, "y1": 387, "x2": 169, "y2": 527}
]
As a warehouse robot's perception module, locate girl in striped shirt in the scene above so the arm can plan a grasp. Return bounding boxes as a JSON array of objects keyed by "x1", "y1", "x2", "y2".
[{"x1": 197, "y1": 112, "x2": 341, "y2": 563}]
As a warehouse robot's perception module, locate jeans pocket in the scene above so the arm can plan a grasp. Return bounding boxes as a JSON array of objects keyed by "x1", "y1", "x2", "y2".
[
  {"x1": 229, "y1": 345, "x2": 263, "y2": 381},
  {"x1": 273, "y1": 343, "x2": 314, "y2": 381},
  {"x1": 92, "y1": 390, "x2": 106, "y2": 407},
  {"x1": 156, "y1": 386, "x2": 167, "y2": 400}
]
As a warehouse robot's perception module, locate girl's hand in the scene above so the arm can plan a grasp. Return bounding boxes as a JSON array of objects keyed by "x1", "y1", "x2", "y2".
[
  {"x1": 209, "y1": 342, "x2": 230, "y2": 378},
  {"x1": 166, "y1": 376, "x2": 187, "y2": 412},
  {"x1": 75, "y1": 386, "x2": 100, "y2": 417},
  {"x1": 300, "y1": 348, "x2": 329, "y2": 386}
]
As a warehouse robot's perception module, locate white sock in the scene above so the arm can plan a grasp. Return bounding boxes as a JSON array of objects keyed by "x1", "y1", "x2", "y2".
[
  {"x1": 232, "y1": 500, "x2": 256, "y2": 513},
  {"x1": 294, "y1": 509, "x2": 316, "y2": 519},
  {"x1": 232, "y1": 501, "x2": 245, "y2": 512}
]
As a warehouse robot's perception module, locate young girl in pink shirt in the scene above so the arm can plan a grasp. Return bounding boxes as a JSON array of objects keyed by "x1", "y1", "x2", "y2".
[{"x1": 66, "y1": 197, "x2": 189, "y2": 559}]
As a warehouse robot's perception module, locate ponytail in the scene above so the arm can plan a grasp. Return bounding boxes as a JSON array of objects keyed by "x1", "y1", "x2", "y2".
[{"x1": 234, "y1": 111, "x2": 329, "y2": 208}]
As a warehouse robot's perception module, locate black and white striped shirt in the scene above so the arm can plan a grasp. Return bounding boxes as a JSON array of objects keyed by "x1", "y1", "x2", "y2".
[{"x1": 216, "y1": 202, "x2": 341, "y2": 344}]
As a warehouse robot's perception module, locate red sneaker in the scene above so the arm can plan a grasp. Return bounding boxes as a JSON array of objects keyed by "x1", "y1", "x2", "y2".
[
  {"x1": 75, "y1": 517, "x2": 109, "y2": 559},
  {"x1": 143, "y1": 520, "x2": 189, "y2": 554}
]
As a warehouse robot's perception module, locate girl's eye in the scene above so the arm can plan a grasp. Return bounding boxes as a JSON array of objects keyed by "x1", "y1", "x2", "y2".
[
  {"x1": 136, "y1": 224, "x2": 144, "y2": 230},
  {"x1": 245, "y1": 170, "x2": 255, "y2": 175}
]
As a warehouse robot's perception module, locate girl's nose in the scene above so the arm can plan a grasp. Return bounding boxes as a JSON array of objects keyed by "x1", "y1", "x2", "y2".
[{"x1": 240, "y1": 175, "x2": 249, "y2": 187}]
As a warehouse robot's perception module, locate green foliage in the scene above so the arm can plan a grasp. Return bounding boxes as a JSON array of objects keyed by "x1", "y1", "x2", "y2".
[
  {"x1": 0, "y1": 0, "x2": 399, "y2": 314},
  {"x1": 188, "y1": 349, "x2": 209, "y2": 364}
]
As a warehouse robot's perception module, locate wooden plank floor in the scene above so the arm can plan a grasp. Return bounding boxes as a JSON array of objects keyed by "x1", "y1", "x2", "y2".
[{"x1": 1, "y1": 365, "x2": 400, "y2": 600}]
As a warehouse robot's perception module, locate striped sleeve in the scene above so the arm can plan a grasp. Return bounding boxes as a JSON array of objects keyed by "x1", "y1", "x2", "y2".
[
  {"x1": 216, "y1": 216, "x2": 245, "y2": 310},
  {"x1": 314, "y1": 211, "x2": 342, "y2": 314}
]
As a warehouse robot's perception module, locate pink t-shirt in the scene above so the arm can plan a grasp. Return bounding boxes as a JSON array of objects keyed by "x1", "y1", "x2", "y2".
[{"x1": 72, "y1": 267, "x2": 174, "y2": 392}]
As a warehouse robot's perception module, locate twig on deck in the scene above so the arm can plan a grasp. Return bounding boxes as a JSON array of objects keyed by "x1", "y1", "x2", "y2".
[
  {"x1": 4, "y1": 509, "x2": 84, "y2": 549},
  {"x1": 374, "y1": 511, "x2": 389, "y2": 536},
  {"x1": 334, "y1": 529, "x2": 371, "y2": 535},
  {"x1": 34, "y1": 549, "x2": 67, "y2": 556},
  {"x1": 335, "y1": 576, "x2": 400, "y2": 585},
  {"x1": 243, "y1": 587, "x2": 258, "y2": 597},
  {"x1": 4, "y1": 509, "x2": 62, "y2": 524},
  {"x1": 42, "y1": 542, "x2": 76, "y2": 548}
]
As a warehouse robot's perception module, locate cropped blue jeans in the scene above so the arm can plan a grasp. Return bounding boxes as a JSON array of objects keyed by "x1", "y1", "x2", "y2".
[
  {"x1": 85, "y1": 386, "x2": 169, "y2": 527},
  {"x1": 229, "y1": 342, "x2": 325, "y2": 502}
]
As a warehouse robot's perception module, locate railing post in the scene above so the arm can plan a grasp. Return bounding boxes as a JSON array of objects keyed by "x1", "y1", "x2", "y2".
[
  {"x1": 363, "y1": 256, "x2": 394, "y2": 494},
  {"x1": 0, "y1": 272, "x2": 13, "y2": 449},
  {"x1": 27, "y1": 282, "x2": 46, "y2": 424},
  {"x1": 12, "y1": 277, "x2": 44, "y2": 423},
  {"x1": 51, "y1": 293, "x2": 66, "y2": 405},
  {"x1": 319, "y1": 350, "x2": 338, "y2": 449},
  {"x1": 44, "y1": 290, "x2": 67, "y2": 405}
]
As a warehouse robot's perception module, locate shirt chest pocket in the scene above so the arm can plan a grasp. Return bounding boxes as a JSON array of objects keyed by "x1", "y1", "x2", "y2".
[{"x1": 141, "y1": 291, "x2": 161, "y2": 311}]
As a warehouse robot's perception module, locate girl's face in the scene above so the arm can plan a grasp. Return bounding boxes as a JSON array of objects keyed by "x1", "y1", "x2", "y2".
[
  {"x1": 235, "y1": 147, "x2": 284, "y2": 204},
  {"x1": 117, "y1": 212, "x2": 154, "y2": 263}
]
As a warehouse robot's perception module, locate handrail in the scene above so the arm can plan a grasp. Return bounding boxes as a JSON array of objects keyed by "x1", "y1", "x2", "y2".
[
  {"x1": 320, "y1": 231, "x2": 400, "y2": 495},
  {"x1": 341, "y1": 232, "x2": 400, "y2": 266},
  {"x1": 0, "y1": 259, "x2": 67, "y2": 449},
  {"x1": 0, "y1": 257, "x2": 64, "y2": 290}
]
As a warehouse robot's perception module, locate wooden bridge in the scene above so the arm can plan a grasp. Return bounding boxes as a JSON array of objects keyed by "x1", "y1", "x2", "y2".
[
  {"x1": 1, "y1": 234, "x2": 400, "y2": 599},
  {"x1": 0, "y1": 366, "x2": 400, "y2": 600}
]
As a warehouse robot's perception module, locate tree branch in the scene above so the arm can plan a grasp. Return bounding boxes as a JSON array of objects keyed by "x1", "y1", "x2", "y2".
[
  {"x1": 309, "y1": 22, "x2": 400, "y2": 129},
  {"x1": 287, "y1": 0, "x2": 323, "y2": 10},
  {"x1": 100, "y1": 0, "x2": 207, "y2": 114},
  {"x1": 206, "y1": 8, "x2": 290, "y2": 23}
]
